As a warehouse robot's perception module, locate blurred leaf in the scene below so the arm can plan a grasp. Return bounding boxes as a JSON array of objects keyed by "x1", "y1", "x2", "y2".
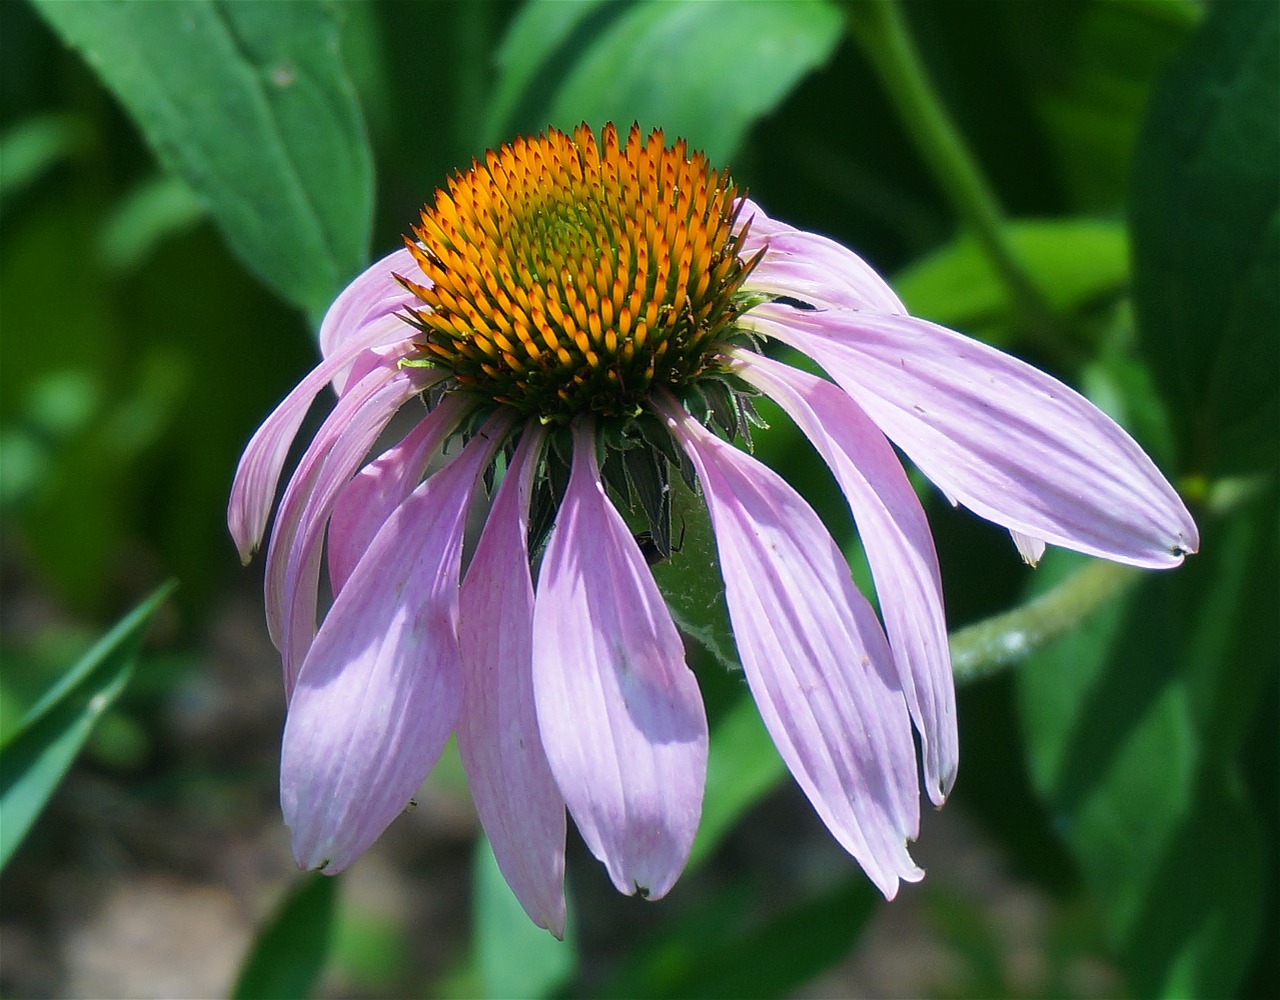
[
  {"x1": 893, "y1": 218, "x2": 1128, "y2": 346},
  {"x1": 488, "y1": 0, "x2": 843, "y2": 163},
  {"x1": 99, "y1": 173, "x2": 206, "y2": 274},
  {"x1": 32, "y1": 0, "x2": 374, "y2": 318},
  {"x1": 1130, "y1": 0, "x2": 1280, "y2": 477},
  {"x1": 0, "y1": 112, "x2": 88, "y2": 206},
  {"x1": 1009, "y1": 0, "x2": 1199, "y2": 211},
  {"x1": 233, "y1": 873, "x2": 338, "y2": 1000},
  {"x1": 0, "y1": 580, "x2": 175, "y2": 870},
  {"x1": 603, "y1": 875, "x2": 877, "y2": 1000},
  {"x1": 1017, "y1": 483, "x2": 1277, "y2": 996},
  {"x1": 473, "y1": 837, "x2": 575, "y2": 1000},
  {"x1": 688, "y1": 692, "x2": 785, "y2": 871}
]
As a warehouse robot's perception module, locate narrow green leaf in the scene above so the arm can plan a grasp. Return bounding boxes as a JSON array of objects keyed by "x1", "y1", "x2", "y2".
[
  {"x1": 233, "y1": 873, "x2": 339, "y2": 1000},
  {"x1": 0, "y1": 113, "x2": 88, "y2": 206},
  {"x1": 473, "y1": 836, "x2": 574, "y2": 1000},
  {"x1": 32, "y1": 0, "x2": 374, "y2": 318},
  {"x1": 1130, "y1": 0, "x2": 1280, "y2": 476},
  {"x1": 0, "y1": 580, "x2": 175, "y2": 870},
  {"x1": 893, "y1": 218, "x2": 1129, "y2": 346},
  {"x1": 488, "y1": 0, "x2": 843, "y2": 163}
]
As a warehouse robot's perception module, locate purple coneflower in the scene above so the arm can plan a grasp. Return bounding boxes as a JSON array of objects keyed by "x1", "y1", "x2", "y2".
[{"x1": 228, "y1": 123, "x2": 1197, "y2": 936}]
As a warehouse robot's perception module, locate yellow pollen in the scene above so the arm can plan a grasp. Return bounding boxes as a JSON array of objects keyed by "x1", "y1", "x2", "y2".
[{"x1": 398, "y1": 123, "x2": 760, "y2": 420}]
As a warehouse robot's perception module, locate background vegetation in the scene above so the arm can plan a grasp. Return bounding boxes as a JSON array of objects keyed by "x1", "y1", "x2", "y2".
[{"x1": 2, "y1": 1, "x2": 1275, "y2": 997}]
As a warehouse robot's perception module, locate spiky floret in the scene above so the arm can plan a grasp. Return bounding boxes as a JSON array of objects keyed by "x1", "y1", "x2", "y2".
[{"x1": 398, "y1": 123, "x2": 763, "y2": 422}]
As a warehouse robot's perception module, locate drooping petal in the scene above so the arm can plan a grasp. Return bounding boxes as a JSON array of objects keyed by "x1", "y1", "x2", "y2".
[
  {"x1": 457, "y1": 426, "x2": 567, "y2": 937},
  {"x1": 319, "y1": 247, "x2": 422, "y2": 393},
  {"x1": 531, "y1": 423, "x2": 707, "y2": 900},
  {"x1": 327, "y1": 393, "x2": 471, "y2": 596},
  {"x1": 265, "y1": 363, "x2": 423, "y2": 692},
  {"x1": 738, "y1": 198, "x2": 906, "y2": 314},
  {"x1": 280, "y1": 418, "x2": 505, "y2": 873},
  {"x1": 660, "y1": 399, "x2": 922, "y2": 898},
  {"x1": 227, "y1": 314, "x2": 415, "y2": 562},
  {"x1": 732, "y1": 351, "x2": 957, "y2": 805},
  {"x1": 753, "y1": 305, "x2": 1199, "y2": 568},
  {"x1": 1011, "y1": 530, "x2": 1046, "y2": 567}
]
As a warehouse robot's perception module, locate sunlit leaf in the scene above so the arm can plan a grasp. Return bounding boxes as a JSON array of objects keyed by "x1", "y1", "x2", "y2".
[
  {"x1": 488, "y1": 0, "x2": 843, "y2": 163},
  {"x1": 32, "y1": 0, "x2": 374, "y2": 318},
  {"x1": 0, "y1": 581, "x2": 175, "y2": 870},
  {"x1": 894, "y1": 219, "x2": 1129, "y2": 346}
]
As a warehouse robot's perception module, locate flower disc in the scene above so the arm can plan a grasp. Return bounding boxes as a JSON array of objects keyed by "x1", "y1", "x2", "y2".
[{"x1": 399, "y1": 123, "x2": 760, "y2": 421}]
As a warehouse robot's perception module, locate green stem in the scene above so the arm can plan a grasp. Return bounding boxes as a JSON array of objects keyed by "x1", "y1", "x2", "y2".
[
  {"x1": 949, "y1": 560, "x2": 1139, "y2": 684},
  {"x1": 843, "y1": 0, "x2": 1057, "y2": 337}
]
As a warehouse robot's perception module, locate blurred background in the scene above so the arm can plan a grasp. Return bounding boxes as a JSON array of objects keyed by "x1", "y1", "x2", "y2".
[{"x1": 1, "y1": 1, "x2": 1275, "y2": 997}]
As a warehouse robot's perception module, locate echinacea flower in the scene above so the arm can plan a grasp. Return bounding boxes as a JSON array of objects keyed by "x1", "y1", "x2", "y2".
[{"x1": 228, "y1": 123, "x2": 1197, "y2": 937}]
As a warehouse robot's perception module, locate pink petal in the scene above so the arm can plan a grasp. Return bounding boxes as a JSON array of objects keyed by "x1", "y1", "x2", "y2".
[
  {"x1": 318, "y1": 246, "x2": 422, "y2": 393},
  {"x1": 733, "y1": 351, "x2": 957, "y2": 805},
  {"x1": 531, "y1": 423, "x2": 707, "y2": 900},
  {"x1": 265, "y1": 363, "x2": 422, "y2": 692},
  {"x1": 738, "y1": 198, "x2": 906, "y2": 314},
  {"x1": 754, "y1": 305, "x2": 1199, "y2": 568},
  {"x1": 281, "y1": 419, "x2": 504, "y2": 873},
  {"x1": 327, "y1": 393, "x2": 471, "y2": 596},
  {"x1": 227, "y1": 315, "x2": 415, "y2": 562},
  {"x1": 661, "y1": 399, "x2": 923, "y2": 898},
  {"x1": 457, "y1": 427, "x2": 567, "y2": 937}
]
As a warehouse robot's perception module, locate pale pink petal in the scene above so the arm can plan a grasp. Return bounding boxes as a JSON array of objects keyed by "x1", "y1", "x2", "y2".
[
  {"x1": 531, "y1": 423, "x2": 707, "y2": 900},
  {"x1": 661, "y1": 399, "x2": 922, "y2": 898},
  {"x1": 738, "y1": 198, "x2": 906, "y2": 314},
  {"x1": 457, "y1": 427, "x2": 567, "y2": 936},
  {"x1": 227, "y1": 317, "x2": 416, "y2": 562},
  {"x1": 327, "y1": 393, "x2": 471, "y2": 596},
  {"x1": 1011, "y1": 530, "x2": 1046, "y2": 567},
  {"x1": 318, "y1": 247, "x2": 422, "y2": 393},
  {"x1": 265, "y1": 362, "x2": 421, "y2": 693},
  {"x1": 753, "y1": 305, "x2": 1199, "y2": 568},
  {"x1": 280, "y1": 420, "x2": 504, "y2": 873},
  {"x1": 732, "y1": 351, "x2": 957, "y2": 805}
]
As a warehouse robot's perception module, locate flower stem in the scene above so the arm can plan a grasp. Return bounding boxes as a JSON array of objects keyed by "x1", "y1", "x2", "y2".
[
  {"x1": 843, "y1": 0, "x2": 1058, "y2": 337},
  {"x1": 948, "y1": 560, "x2": 1140, "y2": 685}
]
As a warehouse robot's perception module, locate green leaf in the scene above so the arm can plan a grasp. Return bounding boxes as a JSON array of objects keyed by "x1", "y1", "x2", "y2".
[
  {"x1": 1130, "y1": 0, "x2": 1280, "y2": 477},
  {"x1": 472, "y1": 837, "x2": 575, "y2": 999},
  {"x1": 1016, "y1": 485, "x2": 1276, "y2": 997},
  {"x1": 893, "y1": 218, "x2": 1129, "y2": 345},
  {"x1": 0, "y1": 580, "x2": 175, "y2": 870},
  {"x1": 487, "y1": 0, "x2": 843, "y2": 164},
  {"x1": 233, "y1": 874, "x2": 339, "y2": 1000},
  {"x1": 32, "y1": 0, "x2": 374, "y2": 318},
  {"x1": 688, "y1": 693, "x2": 786, "y2": 872},
  {"x1": 0, "y1": 113, "x2": 88, "y2": 206},
  {"x1": 650, "y1": 475, "x2": 738, "y2": 675}
]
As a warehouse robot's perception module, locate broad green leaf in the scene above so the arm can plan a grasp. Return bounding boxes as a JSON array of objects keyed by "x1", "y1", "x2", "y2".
[
  {"x1": 472, "y1": 837, "x2": 575, "y2": 999},
  {"x1": 0, "y1": 580, "x2": 175, "y2": 870},
  {"x1": 893, "y1": 218, "x2": 1128, "y2": 345},
  {"x1": 487, "y1": 0, "x2": 843, "y2": 164},
  {"x1": 233, "y1": 874, "x2": 339, "y2": 1000},
  {"x1": 1017, "y1": 489, "x2": 1275, "y2": 998},
  {"x1": 32, "y1": 0, "x2": 374, "y2": 318},
  {"x1": 1130, "y1": 0, "x2": 1280, "y2": 477}
]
